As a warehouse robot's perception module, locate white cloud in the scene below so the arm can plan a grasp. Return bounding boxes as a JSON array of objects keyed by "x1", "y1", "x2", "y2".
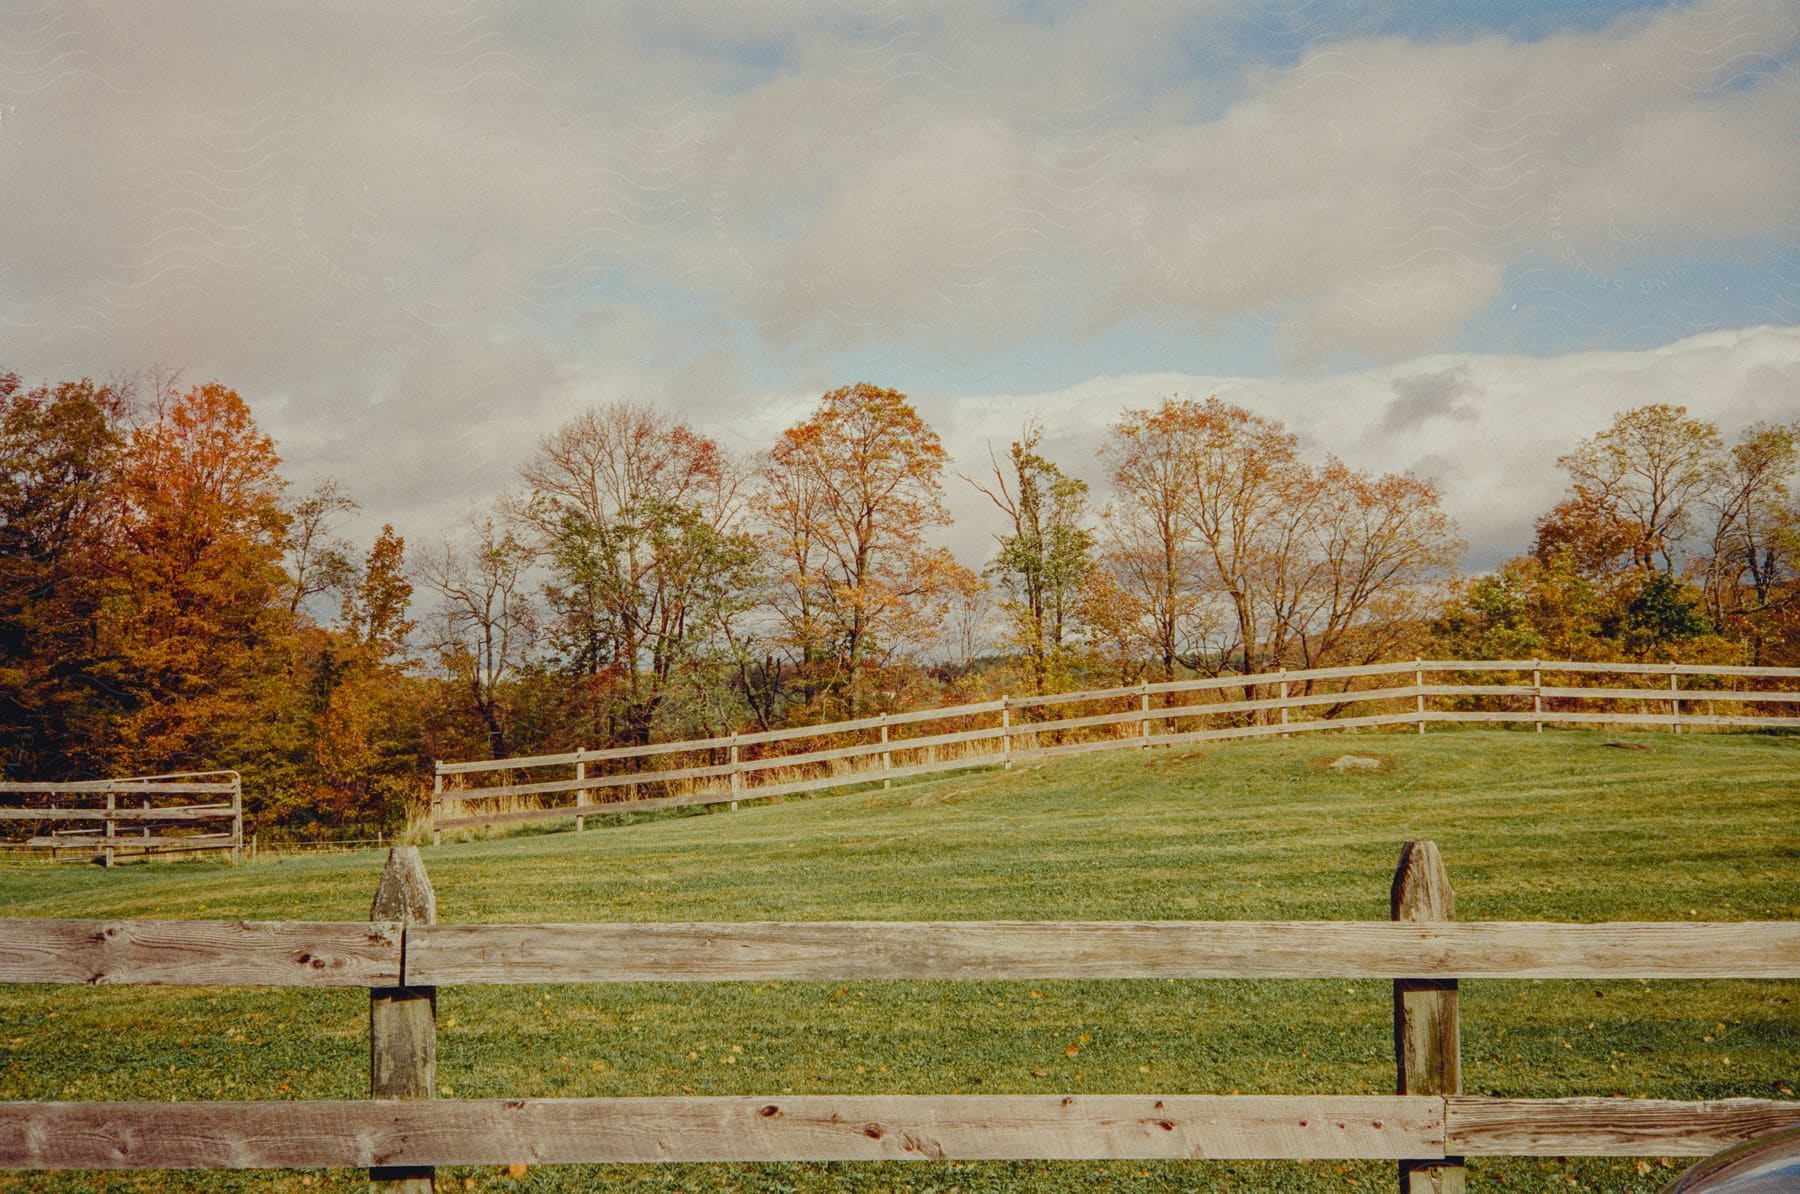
[
  {"x1": 924, "y1": 324, "x2": 1800, "y2": 572},
  {"x1": 1, "y1": 1, "x2": 1796, "y2": 560}
]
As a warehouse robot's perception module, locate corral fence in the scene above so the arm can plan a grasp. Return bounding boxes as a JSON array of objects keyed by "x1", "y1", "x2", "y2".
[
  {"x1": 1, "y1": 842, "x2": 1796, "y2": 1189},
  {"x1": 434, "y1": 658, "x2": 1800, "y2": 839},
  {"x1": 0, "y1": 771, "x2": 242, "y2": 866}
]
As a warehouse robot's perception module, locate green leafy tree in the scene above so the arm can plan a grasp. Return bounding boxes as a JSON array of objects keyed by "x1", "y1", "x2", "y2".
[
  {"x1": 516, "y1": 402, "x2": 759, "y2": 744},
  {"x1": 969, "y1": 427, "x2": 1093, "y2": 693}
]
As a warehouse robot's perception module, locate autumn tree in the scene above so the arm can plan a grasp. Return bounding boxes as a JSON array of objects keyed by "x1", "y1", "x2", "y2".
[
  {"x1": 1445, "y1": 403, "x2": 1763, "y2": 664},
  {"x1": 1075, "y1": 564, "x2": 1154, "y2": 685},
  {"x1": 1165, "y1": 398, "x2": 1310, "y2": 676},
  {"x1": 1432, "y1": 553, "x2": 1615, "y2": 661},
  {"x1": 1555, "y1": 404, "x2": 1722, "y2": 574},
  {"x1": 102, "y1": 382, "x2": 294, "y2": 770},
  {"x1": 968, "y1": 427, "x2": 1093, "y2": 692},
  {"x1": 348, "y1": 525, "x2": 416, "y2": 661},
  {"x1": 1698, "y1": 421, "x2": 1799, "y2": 663},
  {"x1": 1276, "y1": 462, "x2": 1463, "y2": 669},
  {"x1": 1101, "y1": 397, "x2": 1462, "y2": 682},
  {"x1": 1096, "y1": 400, "x2": 1210, "y2": 680},
  {"x1": 297, "y1": 524, "x2": 421, "y2": 828},
  {"x1": 514, "y1": 402, "x2": 759, "y2": 743},
  {"x1": 285, "y1": 479, "x2": 359, "y2": 618},
  {"x1": 0, "y1": 373, "x2": 131, "y2": 776},
  {"x1": 760, "y1": 383, "x2": 971, "y2": 716}
]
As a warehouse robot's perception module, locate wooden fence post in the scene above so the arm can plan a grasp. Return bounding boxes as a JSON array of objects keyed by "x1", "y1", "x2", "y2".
[
  {"x1": 1414, "y1": 659, "x2": 1427, "y2": 735},
  {"x1": 1532, "y1": 660, "x2": 1543, "y2": 734},
  {"x1": 575, "y1": 753, "x2": 587, "y2": 833},
  {"x1": 430, "y1": 766, "x2": 442, "y2": 847},
  {"x1": 370, "y1": 847, "x2": 437, "y2": 1193},
  {"x1": 1392, "y1": 840, "x2": 1463, "y2": 1193},
  {"x1": 1139, "y1": 681, "x2": 1151, "y2": 746},
  {"x1": 879, "y1": 717, "x2": 891, "y2": 789},
  {"x1": 230, "y1": 775, "x2": 242, "y2": 867},
  {"x1": 730, "y1": 735, "x2": 742, "y2": 809},
  {"x1": 103, "y1": 793, "x2": 115, "y2": 869},
  {"x1": 1279, "y1": 670, "x2": 1290, "y2": 738},
  {"x1": 1001, "y1": 696, "x2": 1012, "y2": 769},
  {"x1": 1669, "y1": 665, "x2": 1681, "y2": 734}
]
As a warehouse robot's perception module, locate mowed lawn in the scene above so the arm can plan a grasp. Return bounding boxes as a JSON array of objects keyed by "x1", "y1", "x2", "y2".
[{"x1": 1, "y1": 728, "x2": 1796, "y2": 1192}]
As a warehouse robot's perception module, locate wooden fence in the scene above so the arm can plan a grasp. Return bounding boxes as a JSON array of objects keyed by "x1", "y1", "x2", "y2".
[
  {"x1": 0, "y1": 771, "x2": 242, "y2": 866},
  {"x1": 1, "y1": 842, "x2": 1797, "y2": 1189},
  {"x1": 433, "y1": 658, "x2": 1800, "y2": 839}
]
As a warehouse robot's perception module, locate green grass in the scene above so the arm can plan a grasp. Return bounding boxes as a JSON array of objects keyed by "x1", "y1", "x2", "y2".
[{"x1": 1, "y1": 728, "x2": 1796, "y2": 1192}]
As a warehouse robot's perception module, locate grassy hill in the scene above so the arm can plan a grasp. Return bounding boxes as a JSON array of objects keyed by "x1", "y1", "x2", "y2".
[{"x1": 2, "y1": 728, "x2": 1796, "y2": 1192}]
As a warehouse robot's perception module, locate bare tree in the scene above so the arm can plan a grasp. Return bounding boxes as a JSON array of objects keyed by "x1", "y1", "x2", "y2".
[
  {"x1": 419, "y1": 512, "x2": 535, "y2": 758},
  {"x1": 285, "y1": 479, "x2": 359, "y2": 618}
]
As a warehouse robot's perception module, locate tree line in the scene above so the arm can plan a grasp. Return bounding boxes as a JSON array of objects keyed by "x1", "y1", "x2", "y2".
[{"x1": 2, "y1": 370, "x2": 1794, "y2": 833}]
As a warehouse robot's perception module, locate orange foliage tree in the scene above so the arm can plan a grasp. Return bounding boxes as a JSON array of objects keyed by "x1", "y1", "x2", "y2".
[
  {"x1": 101, "y1": 382, "x2": 294, "y2": 770},
  {"x1": 760, "y1": 383, "x2": 974, "y2": 716},
  {"x1": 0, "y1": 374, "x2": 131, "y2": 777}
]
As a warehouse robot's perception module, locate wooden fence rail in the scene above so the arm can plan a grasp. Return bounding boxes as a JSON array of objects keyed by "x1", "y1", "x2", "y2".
[
  {"x1": 432, "y1": 660, "x2": 1800, "y2": 840},
  {"x1": 2, "y1": 844, "x2": 1798, "y2": 1189},
  {"x1": 0, "y1": 771, "x2": 242, "y2": 866}
]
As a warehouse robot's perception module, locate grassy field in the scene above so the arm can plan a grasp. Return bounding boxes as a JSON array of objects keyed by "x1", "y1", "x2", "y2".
[{"x1": 1, "y1": 728, "x2": 1796, "y2": 1192}]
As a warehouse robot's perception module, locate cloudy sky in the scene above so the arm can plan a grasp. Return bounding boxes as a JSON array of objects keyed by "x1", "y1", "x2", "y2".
[{"x1": 3, "y1": 0, "x2": 1797, "y2": 568}]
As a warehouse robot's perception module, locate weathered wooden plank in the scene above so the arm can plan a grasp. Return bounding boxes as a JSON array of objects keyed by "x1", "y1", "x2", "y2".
[
  {"x1": 0, "y1": 919, "x2": 402, "y2": 986},
  {"x1": 1419, "y1": 685, "x2": 1536, "y2": 699},
  {"x1": 435, "y1": 792, "x2": 725, "y2": 832},
  {"x1": 1008, "y1": 708, "x2": 1148, "y2": 736},
  {"x1": 1446, "y1": 1097, "x2": 1800, "y2": 1157},
  {"x1": 0, "y1": 806, "x2": 235, "y2": 822},
  {"x1": 435, "y1": 749, "x2": 584, "y2": 776},
  {"x1": 1145, "y1": 661, "x2": 1421, "y2": 696},
  {"x1": 0, "y1": 1095, "x2": 1445, "y2": 1168},
  {"x1": 1006, "y1": 684, "x2": 1143, "y2": 708},
  {"x1": 25, "y1": 835, "x2": 237, "y2": 850},
  {"x1": 1146, "y1": 686, "x2": 1420, "y2": 722},
  {"x1": 447, "y1": 759, "x2": 741, "y2": 804},
  {"x1": 566, "y1": 700, "x2": 1010, "y2": 765},
  {"x1": 738, "y1": 725, "x2": 1006, "y2": 773},
  {"x1": 403, "y1": 920, "x2": 1800, "y2": 985},
  {"x1": 1531, "y1": 686, "x2": 1800, "y2": 703},
  {"x1": 0, "y1": 781, "x2": 238, "y2": 795},
  {"x1": 1423, "y1": 710, "x2": 1799, "y2": 729},
  {"x1": 1155, "y1": 711, "x2": 1412, "y2": 745}
]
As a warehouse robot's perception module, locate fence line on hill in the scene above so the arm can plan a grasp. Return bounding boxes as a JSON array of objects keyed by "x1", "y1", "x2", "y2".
[
  {"x1": 432, "y1": 658, "x2": 1800, "y2": 840},
  {"x1": 0, "y1": 772, "x2": 242, "y2": 866},
  {"x1": 1, "y1": 843, "x2": 1796, "y2": 1189}
]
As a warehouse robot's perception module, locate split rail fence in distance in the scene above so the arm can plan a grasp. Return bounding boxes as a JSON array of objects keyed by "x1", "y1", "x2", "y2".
[
  {"x1": 1, "y1": 842, "x2": 1798, "y2": 1189},
  {"x1": 434, "y1": 659, "x2": 1800, "y2": 839},
  {"x1": 0, "y1": 772, "x2": 242, "y2": 865}
]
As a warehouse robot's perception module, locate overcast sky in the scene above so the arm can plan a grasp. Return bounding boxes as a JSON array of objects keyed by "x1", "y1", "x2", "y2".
[{"x1": 3, "y1": 0, "x2": 1797, "y2": 570}]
